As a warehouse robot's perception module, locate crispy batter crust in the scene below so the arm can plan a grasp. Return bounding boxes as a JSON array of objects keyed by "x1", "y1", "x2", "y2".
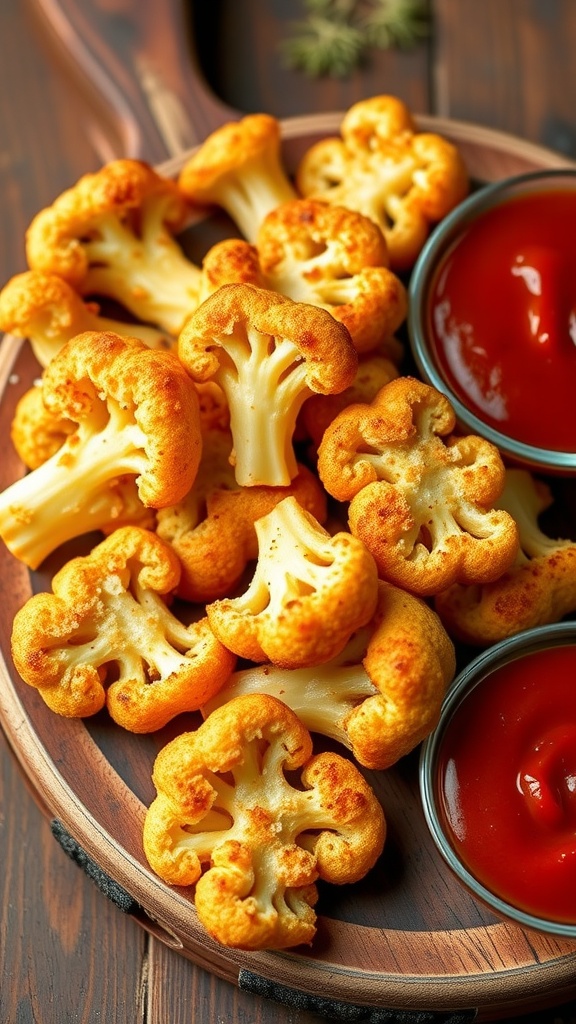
[
  {"x1": 318, "y1": 376, "x2": 519, "y2": 595},
  {"x1": 143, "y1": 694, "x2": 385, "y2": 949},
  {"x1": 206, "y1": 496, "x2": 379, "y2": 667},
  {"x1": 435, "y1": 469, "x2": 576, "y2": 643},
  {"x1": 157, "y1": 429, "x2": 327, "y2": 602},
  {"x1": 200, "y1": 199, "x2": 407, "y2": 356},
  {"x1": 26, "y1": 159, "x2": 188, "y2": 285},
  {"x1": 11, "y1": 384, "x2": 75, "y2": 469},
  {"x1": 179, "y1": 282, "x2": 357, "y2": 393},
  {"x1": 296, "y1": 95, "x2": 469, "y2": 271},
  {"x1": 11, "y1": 526, "x2": 235, "y2": 727},
  {"x1": 0, "y1": 270, "x2": 169, "y2": 366},
  {"x1": 43, "y1": 330, "x2": 202, "y2": 507}
]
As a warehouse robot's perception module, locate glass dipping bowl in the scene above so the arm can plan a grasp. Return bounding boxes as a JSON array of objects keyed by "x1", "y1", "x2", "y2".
[
  {"x1": 408, "y1": 169, "x2": 576, "y2": 475},
  {"x1": 419, "y1": 621, "x2": 576, "y2": 937}
]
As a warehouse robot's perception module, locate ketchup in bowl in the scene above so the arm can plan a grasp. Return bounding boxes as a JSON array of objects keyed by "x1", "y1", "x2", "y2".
[
  {"x1": 409, "y1": 170, "x2": 576, "y2": 474},
  {"x1": 420, "y1": 624, "x2": 576, "y2": 935}
]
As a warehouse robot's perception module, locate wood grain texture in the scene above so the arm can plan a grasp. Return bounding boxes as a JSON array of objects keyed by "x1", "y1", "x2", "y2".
[
  {"x1": 2, "y1": 1, "x2": 576, "y2": 1022},
  {"x1": 433, "y1": 0, "x2": 576, "y2": 158}
]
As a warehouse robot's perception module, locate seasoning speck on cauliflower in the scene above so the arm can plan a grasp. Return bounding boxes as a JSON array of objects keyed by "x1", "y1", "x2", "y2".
[
  {"x1": 11, "y1": 525, "x2": 236, "y2": 728},
  {"x1": 178, "y1": 283, "x2": 358, "y2": 487},
  {"x1": 206, "y1": 495, "x2": 379, "y2": 668},
  {"x1": 143, "y1": 693, "x2": 386, "y2": 949},
  {"x1": 25, "y1": 159, "x2": 202, "y2": 334},
  {"x1": 0, "y1": 330, "x2": 202, "y2": 568}
]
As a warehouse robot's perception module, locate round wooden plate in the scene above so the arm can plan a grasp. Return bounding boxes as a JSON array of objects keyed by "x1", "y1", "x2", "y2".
[{"x1": 2, "y1": 115, "x2": 576, "y2": 1023}]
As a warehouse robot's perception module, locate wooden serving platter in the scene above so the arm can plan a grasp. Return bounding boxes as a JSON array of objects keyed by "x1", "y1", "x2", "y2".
[{"x1": 2, "y1": 115, "x2": 576, "y2": 1023}]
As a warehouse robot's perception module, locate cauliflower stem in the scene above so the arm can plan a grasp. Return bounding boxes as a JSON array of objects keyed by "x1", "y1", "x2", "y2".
[
  {"x1": 204, "y1": 628, "x2": 376, "y2": 745},
  {"x1": 0, "y1": 401, "x2": 149, "y2": 568},
  {"x1": 83, "y1": 197, "x2": 201, "y2": 334},
  {"x1": 215, "y1": 326, "x2": 310, "y2": 486},
  {"x1": 207, "y1": 496, "x2": 379, "y2": 667}
]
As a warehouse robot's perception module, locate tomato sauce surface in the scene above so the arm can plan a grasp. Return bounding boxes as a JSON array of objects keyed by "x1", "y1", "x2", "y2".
[
  {"x1": 437, "y1": 644, "x2": 576, "y2": 923},
  {"x1": 428, "y1": 189, "x2": 576, "y2": 451}
]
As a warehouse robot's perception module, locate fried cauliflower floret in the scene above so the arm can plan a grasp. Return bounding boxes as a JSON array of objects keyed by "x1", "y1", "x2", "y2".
[
  {"x1": 25, "y1": 160, "x2": 201, "y2": 334},
  {"x1": 178, "y1": 113, "x2": 297, "y2": 243},
  {"x1": 296, "y1": 95, "x2": 469, "y2": 271},
  {"x1": 0, "y1": 330, "x2": 202, "y2": 569},
  {"x1": 204, "y1": 581, "x2": 455, "y2": 770},
  {"x1": 156, "y1": 429, "x2": 327, "y2": 602},
  {"x1": 143, "y1": 693, "x2": 385, "y2": 950},
  {"x1": 200, "y1": 199, "x2": 407, "y2": 358},
  {"x1": 11, "y1": 383, "x2": 76, "y2": 469},
  {"x1": 206, "y1": 495, "x2": 379, "y2": 668},
  {"x1": 178, "y1": 283, "x2": 357, "y2": 487},
  {"x1": 298, "y1": 348, "x2": 399, "y2": 454},
  {"x1": 11, "y1": 384, "x2": 154, "y2": 532},
  {"x1": 0, "y1": 271, "x2": 170, "y2": 368},
  {"x1": 317, "y1": 376, "x2": 519, "y2": 596},
  {"x1": 10, "y1": 526, "x2": 235, "y2": 728},
  {"x1": 435, "y1": 469, "x2": 576, "y2": 644},
  {"x1": 198, "y1": 237, "x2": 265, "y2": 300}
]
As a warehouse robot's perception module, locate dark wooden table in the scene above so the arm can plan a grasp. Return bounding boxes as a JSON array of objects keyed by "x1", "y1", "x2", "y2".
[{"x1": 2, "y1": 2, "x2": 576, "y2": 1021}]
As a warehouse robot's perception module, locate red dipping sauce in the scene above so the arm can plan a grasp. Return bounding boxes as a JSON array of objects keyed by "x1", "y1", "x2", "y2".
[
  {"x1": 428, "y1": 188, "x2": 576, "y2": 452},
  {"x1": 436, "y1": 644, "x2": 576, "y2": 924}
]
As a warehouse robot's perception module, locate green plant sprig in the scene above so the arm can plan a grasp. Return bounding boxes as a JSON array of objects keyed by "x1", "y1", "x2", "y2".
[{"x1": 279, "y1": 0, "x2": 430, "y2": 79}]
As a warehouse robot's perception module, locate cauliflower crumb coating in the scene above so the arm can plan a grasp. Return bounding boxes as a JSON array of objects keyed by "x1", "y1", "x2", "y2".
[
  {"x1": 178, "y1": 283, "x2": 357, "y2": 487},
  {"x1": 206, "y1": 495, "x2": 379, "y2": 668},
  {"x1": 177, "y1": 113, "x2": 297, "y2": 243},
  {"x1": 25, "y1": 160, "x2": 202, "y2": 335},
  {"x1": 295, "y1": 95, "x2": 469, "y2": 272},
  {"x1": 298, "y1": 347, "x2": 400, "y2": 455},
  {"x1": 204, "y1": 581, "x2": 456, "y2": 771},
  {"x1": 10, "y1": 526, "x2": 236, "y2": 728},
  {"x1": 0, "y1": 331, "x2": 202, "y2": 569},
  {"x1": 10, "y1": 383, "x2": 76, "y2": 470},
  {"x1": 317, "y1": 376, "x2": 519, "y2": 596},
  {"x1": 0, "y1": 271, "x2": 170, "y2": 368},
  {"x1": 200, "y1": 199, "x2": 407, "y2": 358},
  {"x1": 156, "y1": 428, "x2": 327, "y2": 603},
  {"x1": 11, "y1": 386, "x2": 155, "y2": 531},
  {"x1": 143, "y1": 693, "x2": 386, "y2": 950},
  {"x1": 435, "y1": 469, "x2": 576, "y2": 645}
]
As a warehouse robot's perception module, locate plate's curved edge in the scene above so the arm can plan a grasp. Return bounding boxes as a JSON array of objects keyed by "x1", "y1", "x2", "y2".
[
  {"x1": 0, "y1": 333, "x2": 26, "y2": 387},
  {"x1": 157, "y1": 110, "x2": 576, "y2": 180}
]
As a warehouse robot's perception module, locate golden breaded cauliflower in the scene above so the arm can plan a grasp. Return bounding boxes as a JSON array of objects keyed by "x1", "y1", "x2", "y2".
[
  {"x1": 156, "y1": 429, "x2": 327, "y2": 602},
  {"x1": 0, "y1": 331, "x2": 202, "y2": 568},
  {"x1": 317, "y1": 376, "x2": 519, "y2": 596},
  {"x1": 435, "y1": 469, "x2": 576, "y2": 644},
  {"x1": 10, "y1": 383, "x2": 76, "y2": 470},
  {"x1": 177, "y1": 113, "x2": 297, "y2": 243},
  {"x1": 178, "y1": 283, "x2": 358, "y2": 486},
  {"x1": 298, "y1": 347, "x2": 399, "y2": 454},
  {"x1": 206, "y1": 495, "x2": 379, "y2": 667},
  {"x1": 204, "y1": 581, "x2": 455, "y2": 770},
  {"x1": 11, "y1": 526, "x2": 236, "y2": 729},
  {"x1": 143, "y1": 693, "x2": 386, "y2": 950},
  {"x1": 0, "y1": 271, "x2": 170, "y2": 368},
  {"x1": 25, "y1": 160, "x2": 201, "y2": 334},
  {"x1": 296, "y1": 95, "x2": 469, "y2": 271},
  {"x1": 10, "y1": 385, "x2": 154, "y2": 533},
  {"x1": 200, "y1": 199, "x2": 407, "y2": 357}
]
